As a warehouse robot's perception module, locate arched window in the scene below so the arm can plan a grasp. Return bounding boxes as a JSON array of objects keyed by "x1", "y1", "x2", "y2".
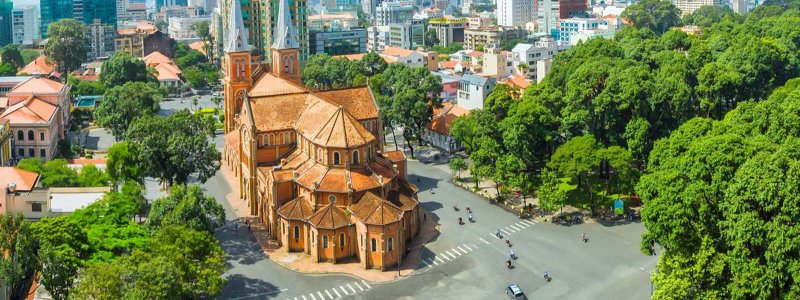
[
  {"x1": 340, "y1": 233, "x2": 345, "y2": 250},
  {"x1": 323, "y1": 235, "x2": 328, "y2": 248},
  {"x1": 17, "y1": 130, "x2": 23, "y2": 141},
  {"x1": 27, "y1": 130, "x2": 34, "y2": 140},
  {"x1": 293, "y1": 225, "x2": 300, "y2": 242},
  {"x1": 284, "y1": 132, "x2": 290, "y2": 144},
  {"x1": 367, "y1": 146, "x2": 372, "y2": 159},
  {"x1": 388, "y1": 237, "x2": 394, "y2": 251},
  {"x1": 333, "y1": 151, "x2": 340, "y2": 165},
  {"x1": 317, "y1": 148, "x2": 322, "y2": 161},
  {"x1": 352, "y1": 150, "x2": 359, "y2": 165},
  {"x1": 371, "y1": 238, "x2": 377, "y2": 252},
  {"x1": 328, "y1": 195, "x2": 336, "y2": 203},
  {"x1": 267, "y1": 134, "x2": 273, "y2": 146}
]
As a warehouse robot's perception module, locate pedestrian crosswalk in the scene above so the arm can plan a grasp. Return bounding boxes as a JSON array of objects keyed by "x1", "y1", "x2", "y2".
[
  {"x1": 285, "y1": 280, "x2": 372, "y2": 300},
  {"x1": 490, "y1": 219, "x2": 536, "y2": 238}
]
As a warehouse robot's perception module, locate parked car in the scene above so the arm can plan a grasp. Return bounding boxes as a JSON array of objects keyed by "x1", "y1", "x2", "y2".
[{"x1": 506, "y1": 284, "x2": 527, "y2": 300}]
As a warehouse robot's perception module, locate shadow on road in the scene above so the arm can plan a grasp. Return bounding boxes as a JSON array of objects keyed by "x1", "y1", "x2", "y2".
[
  {"x1": 217, "y1": 223, "x2": 266, "y2": 266},
  {"x1": 408, "y1": 174, "x2": 442, "y2": 193},
  {"x1": 222, "y1": 273, "x2": 284, "y2": 299}
]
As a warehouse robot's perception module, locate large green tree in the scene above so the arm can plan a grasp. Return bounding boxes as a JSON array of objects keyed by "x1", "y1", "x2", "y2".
[
  {"x1": 0, "y1": 214, "x2": 38, "y2": 300},
  {"x1": 100, "y1": 52, "x2": 152, "y2": 86},
  {"x1": 43, "y1": 19, "x2": 88, "y2": 81},
  {"x1": 0, "y1": 44, "x2": 24, "y2": 68},
  {"x1": 146, "y1": 184, "x2": 225, "y2": 233},
  {"x1": 621, "y1": 0, "x2": 682, "y2": 34},
  {"x1": 31, "y1": 217, "x2": 90, "y2": 300},
  {"x1": 94, "y1": 81, "x2": 163, "y2": 141},
  {"x1": 106, "y1": 141, "x2": 144, "y2": 186}
]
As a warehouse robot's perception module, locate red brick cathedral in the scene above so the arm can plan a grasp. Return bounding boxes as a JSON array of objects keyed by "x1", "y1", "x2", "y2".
[{"x1": 222, "y1": 0, "x2": 420, "y2": 270}]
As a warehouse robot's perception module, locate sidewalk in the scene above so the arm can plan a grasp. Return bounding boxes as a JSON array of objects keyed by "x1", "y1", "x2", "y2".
[{"x1": 218, "y1": 157, "x2": 440, "y2": 282}]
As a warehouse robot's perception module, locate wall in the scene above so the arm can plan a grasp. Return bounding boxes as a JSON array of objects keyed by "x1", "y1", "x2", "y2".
[{"x1": 2, "y1": 188, "x2": 50, "y2": 219}]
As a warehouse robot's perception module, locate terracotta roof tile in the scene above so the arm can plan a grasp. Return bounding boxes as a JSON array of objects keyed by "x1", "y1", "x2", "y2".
[
  {"x1": 0, "y1": 167, "x2": 39, "y2": 191},
  {"x1": 438, "y1": 60, "x2": 458, "y2": 69},
  {"x1": 427, "y1": 103, "x2": 469, "y2": 136},
  {"x1": 188, "y1": 41, "x2": 207, "y2": 54},
  {"x1": 143, "y1": 51, "x2": 173, "y2": 66},
  {"x1": 153, "y1": 63, "x2": 181, "y2": 81},
  {"x1": 349, "y1": 192, "x2": 403, "y2": 225},
  {"x1": 382, "y1": 150, "x2": 406, "y2": 162},
  {"x1": 0, "y1": 97, "x2": 58, "y2": 124},
  {"x1": 367, "y1": 161, "x2": 396, "y2": 184},
  {"x1": 249, "y1": 93, "x2": 308, "y2": 132},
  {"x1": 277, "y1": 196, "x2": 314, "y2": 221},
  {"x1": 272, "y1": 169, "x2": 294, "y2": 182},
  {"x1": 295, "y1": 163, "x2": 327, "y2": 190},
  {"x1": 248, "y1": 73, "x2": 306, "y2": 97},
  {"x1": 382, "y1": 46, "x2": 415, "y2": 58},
  {"x1": 17, "y1": 56, "x2": 55, "y2": 76},
  {"x1": 308, "y1": 202, "x2": 353, "y2": 229},
  {"x1": 505, "y1": 74, "x2": 530, "y2": 90},
  {"x1": 350, "y1": 168, "x2": 382, "y2": 191},
  {"x1": 8, "y1": 77, "x2": 65, "y2": 95},
  {"x1": 317, "y1": 169, "x2": 349, "y2": 193},
  {"x1": 314, "y1": 87, "x2": 378, "y2": 121},
  {"x1": 294, "y1": 98, "x2": 375, "y2": 148},
  {"x1": 387, "y1": 186, "x2": 417, "y2": 211}
]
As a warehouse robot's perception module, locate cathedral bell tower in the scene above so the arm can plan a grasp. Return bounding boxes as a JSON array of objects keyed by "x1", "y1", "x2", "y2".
[
  {"x1": 223, "y1": 0, "x2": 252, "y2": 133},
  {"x1": 271, "y1": 0, "x2": 300, "y2": 79}
]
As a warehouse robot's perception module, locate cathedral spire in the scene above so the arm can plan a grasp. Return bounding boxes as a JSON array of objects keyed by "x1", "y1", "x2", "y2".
[
  {"x1": 225, "y1": 0, "x2": 249, "y2": 53},
  {"x1": 272, "y1": 0, "x2": 299, "y2": 49}
]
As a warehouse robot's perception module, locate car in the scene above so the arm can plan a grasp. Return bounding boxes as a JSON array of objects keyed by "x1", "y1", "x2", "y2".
[{"x1": 506, "y1": 283, "x2": 527, "y2": 300}]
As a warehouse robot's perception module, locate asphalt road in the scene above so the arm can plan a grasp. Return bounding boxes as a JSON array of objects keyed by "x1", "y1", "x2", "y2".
[{"x1": 193, "y1": 134, "x2": 657, "y2": 300}]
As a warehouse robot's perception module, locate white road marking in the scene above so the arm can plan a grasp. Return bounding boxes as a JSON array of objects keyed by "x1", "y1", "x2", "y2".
[
  {"x1": 309, "y1": 293, "x2": 316, "y2": 300},
  {"x1": 450, "y1": 248, "x2": 461, "y2": 255},
  {"x1": 510, "y1": 224, "x2": 524, "y2": 230},
  {"x1": 347, "y1": 283, "x2": 357, "y2": 294},
  {"x1": 441, "y1": 253, "x2": 451, "y2": 261},
  {"x1": 425, "y1": 258, "x2": 434, "y2": 267},
  {"x1": 524, "y1": 219, "x2": 537, "y2": 225},
  {"x1": 500, "y1": 228, "x2": 511, "y2": 235},
  {"x1": 317, "y1": 291, "x2": 325, "y2": 300},
  {"x1": 435, "y1": 257, "x2": 445, "y2": 264},
  {"x1": 302, "y1": 295, "x2": 308, "y2": 300},
  {"x1": 354, "y1": 282, "x2": 364, "y2": 291},
  {"x1": 504, "y1": 226, "x2": 517, "y2": 233},
  {"x1": 325, "y1": 290, "x2": 333, "y2": 299},
  {"x1": 362, "y1": 280, "x2": 372, "y2": 289},
  {"x1": 332, "y1": 287, "x2": 342, "y2": 298},
  {"x1": 480, "y1": 237, "x2": 490, "y2": 244},
  {"x1": 339, "y1": 286, "x2": 349, "y2": 295},
  {"x1": 459, "y1": 245, "x2": 470, "y2": 252},
  {"x1": 446, "y1": 251, "x2": 458, "y2": 259}
]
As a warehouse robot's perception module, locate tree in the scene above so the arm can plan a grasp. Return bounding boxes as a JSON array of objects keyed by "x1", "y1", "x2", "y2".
[
  {"x1": 31, "y1": 217, "x2": 90, "y2": 300},
  {"x1": 146, "y1": 185, "x2": 225, "y2": 233},
  {"x1": 126, "y1": 111, "x2": 220, "y2": 186},
  {"x1": 360, "y1": 51, "x2": 388, "y2": 77},
  {"x1": 383, "y1": 65, "x2": 443, "y2": 158},
  {"x1": 100, "y1": 52, "x2": 152, "y2": 86},
  {"x1": 0, "y1": 62, "x2": 16, "y2": 76},
  {"x1": 78, "y1": 164, "x2": 110, "y2": 187},
  {"x1": 189, "y1": 20, "x2": 214, "y2": 61},
  {"x1": 155, "y1": 19, "x2": 168, "y2": 32},
  {"x1": 94, "y1": 81, "x2": 163, "y2": 140},
  {"x1": 211, "y1": 96, "x2": 222, "y2": 108},
  {"x1": 107, "y1": 141, "x2": 143, "y2": 185},
  {"x1": 547, "y1": 135, "x2": 601, "y2": 214},
  {"x1": 621, "y1": 0, "x2": 682, "y2": 34},
  {"x1": 71, "y1": 262, "x2": 124, "y2": 299},
  {"x1": 424, "y1": 29, "x2": 440, "y2": 48},
  {"x1": 145, "y1": 226, "x2": 226, "y2": 297},
  {"x1": 448, "y1": 157, "x2": 468, "y2": 180},
  {"x1": 0, "y1": 44, "x2": 24, "y2": 68},
  {"x1": 536, "y1": 168, "x2": 569, "y2": 214},
  {"x1": 68, "y1": 77, "x2": 105, "y2": 96},
  {"x1": 43, "y1": 19, "x2": 88, "y2": 81},
  {"x1": 0, "y1": 213, "x2": 38, "y2": 300}
]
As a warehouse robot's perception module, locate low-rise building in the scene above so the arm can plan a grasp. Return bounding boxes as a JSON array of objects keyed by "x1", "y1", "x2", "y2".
[
  {"x1": 481, "y1": 46, "x2": 513, "y2": 79},
  {"x1": 428, "y1": 17, "x2": 468, "y2": 47},
  {"x1": 558, "y1": 18, "x2": 607, "y2": 42},
  {"x1": 456, "y1": 74, "x2": 495, "y2": 110},
  {"x1": 143, "y1": 51, "x2": 183, "y2": 87},
  {"x1": 367, "y1": 21, "x2": 425, "y2": 51},
  {"x1": 467, "y1": 13, "x2": 494, "y2": 29},
  {"x1": 0, "y1": 167, "x2": 111, "y2": 219},
  {"x1": 463, "y1": 26, "x2": 524, "y2": 50},
  {"x1": 116, "y1": 26, "x2": 175, "y2": 58},
  {"x1": 431, "y1": 71, "x2": 460, "y2": 101},
  {"x1": 381, "y1": 46, "x2": 425, "y2": 68},
  {"x1": 0, "y1": 118, "x2": 11, "y2": 165},
  {"x1": 510, "y1": 36, "x2": 565, "y2": 75},
  {"x1": 423, "y1": 102, "x2": 469, "y2": 154},
  {"x1": 2, "y1": 77, "x2": 72, "y2": 161},
  {"x1": 87, "y1": 20, "x2": 116, "y2": 60},
  {"x1": 168, "y1": 16, "x2": 212, "y2": 41},
  {"x1": 17, "y1": 56, "x2": 57, "y2": 77}
]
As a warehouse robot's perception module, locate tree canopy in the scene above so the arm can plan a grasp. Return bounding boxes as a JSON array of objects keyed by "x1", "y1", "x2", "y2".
[
  {"x1": 43, "y1": 19, "x2": 88, "y2": 80},
  {"x1": 0, "y1": 44, "x2": 24, "y2": 68},
  {"x1": 620, "y1": 0, "x2": 682, "y2": 34},
  {"x1": 146, "y1": 184, "x2": 225, "y2": 233},
  {"x1": 16, "y1": 158, "x2": 109, "y2": 188},
  {"x1": 94, "y1": 81, "x2": 163, "y2": 140},
  {"x1": 0, "y1": 213, "x2": 38, "y2": 300},
  {"x1": 100, "y1": 52, "x2": 153, "y2": 86}
]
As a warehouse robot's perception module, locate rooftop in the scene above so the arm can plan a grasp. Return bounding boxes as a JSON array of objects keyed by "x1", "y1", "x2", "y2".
[{"x1": 0, "y1": 167, "x2": 39, "y2": 191}]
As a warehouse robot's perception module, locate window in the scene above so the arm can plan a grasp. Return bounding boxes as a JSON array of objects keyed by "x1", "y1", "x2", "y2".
[
  {"x1": 323, "y1": 235, "x2": 329, "y2": 248},
  {"x1": 17, "y1": 130, "x2": 23, "y2": 141},
  {"x1": 367, "y1": 146, "x2": 372, "y2": 159},
  {"x1": 317, "y1": 149, "x2": 323, "y2": 161},
  {"x1": 266, "y1": 134, "x2": 272, "y2": 146},
  {"x1": 40, "y1": 132, "x2": 45, "y2": 141},
  {"x1": 31, "y1": 203, "x2": 42, "y2": 212},
  {"x1": 40, "y1": 149, "x2": 46, "y2": 158},
  {"x1": 340, "y1": 233, "x2": 345, "y2": 250},
  {"x1": 294, "y1": 225, "x2": 300, "y2": 242},
  {"x1": 333, "y1": 151, "x2": 340, "y2": 165},
  {"x1": 284, "y1": 132, "x2": 290, "y2": 144},
  {"x1": 18, "y1": 149, "x2": 24, "y2": 157},
  {"x1": 28, "y1": 148, "x2": 34, "y2": 157},
  {"x1": 388, "y1": 237, "x2": 394, "y2": 251},
  {"x1": 328, "y1": 195, "x2": 336, "y2": 203},
  {"x1": 27, "y1": 130, "x2": 34, "y2": 140},
  {"x1": 371, "y1": 238, "x2": 377, "y2": 252},
  {"x1": 352, "y1": 151, "x2": 359, "y2": 165}
]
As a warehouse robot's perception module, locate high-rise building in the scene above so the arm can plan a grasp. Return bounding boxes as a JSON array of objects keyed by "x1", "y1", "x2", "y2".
[
  {"x1": 375, "y1": 1, "x2": 414, "y2": 26},
  {"x1": 671, "y1": 0, "x2": 725, "y2": 15},
  {"x1": 558, "y1": 0, "x2": 585, "y2": 18},
  {"x1": 218, "y1": 0, "x2": 309, "y2": 62},
  {"x1": 88, "y1": 19, "x2": 116, "y2": 59},
  {"x1": 156, "y1": 0, "x2": 188, "y2": 12},
  {"x1": 40, "y1": 0, "x2": 117, "y2": 38},
  {"x1": 495, "y1": 0, "x2": 534, "y2": 27},
  {"x1": 0, "y1": 0, "x2": 12, "y2": 47},
  {"x1": 427, "y1": 16, "x2": 467, "y2": 47},
  {"x1": 537, "y1": 0, "x2": 558, "y2": 35},
  {"x1": 12, "y1": 6, "x2": 41, "y2": 45}
]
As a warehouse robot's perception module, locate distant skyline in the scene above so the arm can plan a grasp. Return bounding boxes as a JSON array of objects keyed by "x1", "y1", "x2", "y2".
[{"x1": 11, "y1": 0, "x2": 39, "y2": 8}]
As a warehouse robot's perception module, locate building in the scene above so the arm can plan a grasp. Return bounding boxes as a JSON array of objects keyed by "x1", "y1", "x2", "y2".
[
  {"x1": 431, "y1": 71, "x2": 460, "y2": 101},
  {"x1": 367, "y1": 21, "x2": 424, "y2": 51},
  {"x1": 375, "y1": 1, "x2": 415, "y2": 26},
  {"x1": 117, "y1": 0, "x2": 147, "y2": 22},
  {"x1": 311, "y1": 30, "x2": 367, "y2": 55},
  {"x1": 0, "y1": 76, "x2": 31, "y2": 96},
  {"x1": 156, "y1": 0, "x2": 188, "y2": 13},
  {"x1": 510, "y1": 36, "x2": 562, "y2": 76},
  {"x1": 16, "y1": 56, "x2": 57, "y2": 77},
  {"x1": 558, "y1": 18, "x2": 607, "y2": 42},
  {"x1": 0, "y1": 0, "x2": 11, "y2": 47},
  {"x1": 481, "y1": 45, "x2": 512, "y2": 78},
  {"x1": 0, "y1": 167, "x2": 111, "y2": 219},
  {"x1": 1, "y1": 77, "x2": 72, "y2": 161},
  {"x1": 367, "y1": 25, "x2": 390, "y2": 51},
  {"x1": 456, "y1": 74, "x2": 495, "y2": 110},
  {"x1": 381, "y1": 46, "x2": 425, "y2": 68},
  {"x1": 11, "y1": 6, "x2": 40, "y2": 45},
  {"x1": 39, "y1": 0, "x2": 74, "y2": 38},
  {"x1": 143, "y1": 51, "x2": 183, "y2": 87},
  {"x1": 672, "y1": 0, "x2": 725, "y2": 15},
  {"x1": 568, "y1": 28, "x2": 616, "y2": 45},
  {"x1": 423, "y1": 102, "x2": 468, "y2": 154},
  {"x1": 218, "y1": 0, "x2": 311, "y2": 63},
  {"x1": 0, "y1": 118, "x2": 11, "y2": 165},
  {"x1": 116, "y1": 25, "x2": 175, "y2": 58},
  {"x1": 74, "y1": 0, "x2": 117, "y2": 26},
  {"x1": 495, "y1": 0, "x2": 534, "y2": 27},
  {"x1": 732, "y1": 0, "x2": 748, "y2": 14},
  {"x1": 87, "y1": 20, "x2": 116, "y2": 60},
  {"x1": 428, "y1": 17, "x2": 467, "y2": 47},
  {"x1": 467, "y1": 13, "x2": 493, "y2": 29},
  {"x1": 463, "y1": 26, "x2": 523, "y2": 50},
  {"x1": 222, "y1": 0, "x2": 421, "y2": 270},
  {"x1": 558, "y1": 0, "x2": 586, "y2": 18},
  {"x1": 535, "y1": 58, "x2": 551, "y2": 83},
  {"x1": 537, "y1": 0, "x2": 558, "y2": 35},
  {"x1": 168, "y1": 16, "x2": 212, "y2": 40},
  {"x1": 309, "y1": 12, "x2": 358, "y2": 32}
]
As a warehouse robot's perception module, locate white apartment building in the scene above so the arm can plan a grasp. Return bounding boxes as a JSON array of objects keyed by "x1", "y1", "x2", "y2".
[
  {"x1": 538, "y1": 0, "x2": 559, "y2": 34},
  {"x1": 88, "y1": 20, "x2": 116, "y2": 60},
  {"x1": 375, "y1": 1, "x2": 415, "y2": 26},
  {"x1": 11, "y1": 6, "x2": 39, "y2": 45},
  {"x1": 456, "y1": 74, "x2": 496, "y2": 110},
  {"x1": 558, "y1": 18, "x2": 607, "y2": 42},
  {"x1": 511, "y1": 36, "x2": 569, "y2": 81},
  {"x1": 496, "y1": 0, "x2": 534, "y2": 27},
  {"x1": 367, "y1": 26, "x2": 391, "y2": 51},
  {"x1": 671, "y1": 0, "x2": 726, "y2": 15},
  {"x1": 168, "y1": 16, "x2": 212, "y2": 40}
]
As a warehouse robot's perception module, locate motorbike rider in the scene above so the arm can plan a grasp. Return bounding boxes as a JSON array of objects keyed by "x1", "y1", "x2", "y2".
[
  {"x1": 510, "y1": 249, "x2": 515, "y2": 259},
  {"x1": 468, "y1": 214, "x2": 473, "y2": 221}
]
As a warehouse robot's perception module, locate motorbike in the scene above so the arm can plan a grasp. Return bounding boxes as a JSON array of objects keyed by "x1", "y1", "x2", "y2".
[
  {"x1": 453, "y1": 205, "x2": 459, "y2": 211},
  {"x1": 458, "y1": 217, "x2": 464, "y2": 225},
  {"x1": 468, "y1": 215, "x2": 474, "y2": 222},
  {"x1": 506, "y1": 260, "x2": 513, "y2": 269},
  {"x1": 544, "y1": 273, "x2": 551, "y2": 282},
  {"x1": 466, "y1": 207, "x2": 471, "y2": 213},
  {"x1": 506, "y1": 239, "x2": 512, "y2": 247}
]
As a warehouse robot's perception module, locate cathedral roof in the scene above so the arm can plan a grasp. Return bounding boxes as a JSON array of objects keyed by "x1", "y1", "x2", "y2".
[
  {"x1": 249, "y1": 93, "x2": 308, "y2": 132},
  {"x1": 225, "y1": 0, "x2": 250, "y2": 52},
  {"x1": 294, "y1": 98, "x2": 375, "y2": 148},
  {"x1": 308, "y1": 202, "x2": 353, "y2": 229},
  {"x1": 349, "y1": 192, "x2": 403, "y2": 226},
  {"x1": 272, "y1": 0, "x2": 299, "y2": 49},
  {"x1": 277, "y1": 196, "x2": 314, "y2": 221},
  {"x1": 314, "y1": 87, "x2": 379, "y2": 120}
]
